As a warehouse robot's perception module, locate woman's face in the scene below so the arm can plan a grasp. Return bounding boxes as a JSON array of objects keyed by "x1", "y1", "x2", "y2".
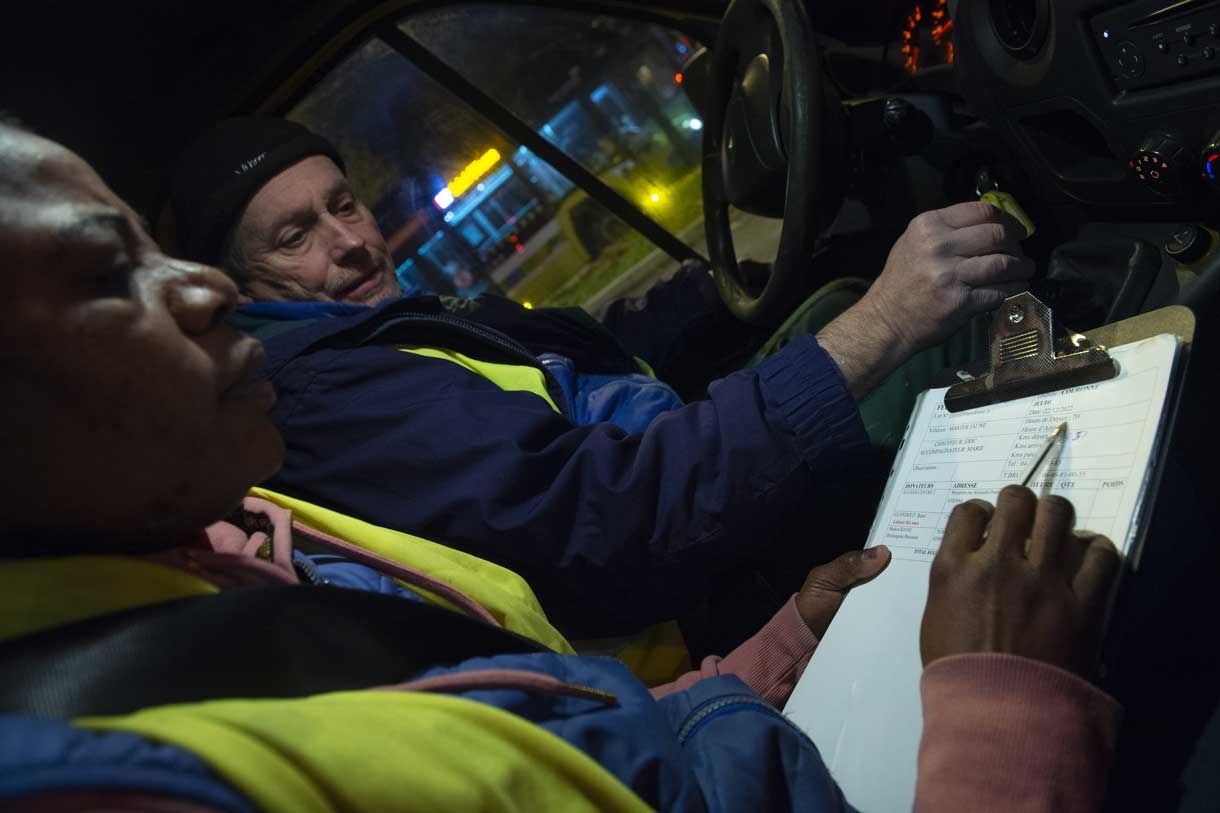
[{"x1": 0, "y1": 125, "x2": 284, "y2": 546}]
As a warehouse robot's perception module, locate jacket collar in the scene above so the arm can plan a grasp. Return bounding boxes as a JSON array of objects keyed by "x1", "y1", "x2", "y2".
[{"x1": 232, "y1": 294, "x2": 480, "y2": 377}]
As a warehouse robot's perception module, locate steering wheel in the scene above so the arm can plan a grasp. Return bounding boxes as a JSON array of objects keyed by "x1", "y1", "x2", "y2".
[{"x1": 703, "y1": 0, "x2": 846, "y2": 324}]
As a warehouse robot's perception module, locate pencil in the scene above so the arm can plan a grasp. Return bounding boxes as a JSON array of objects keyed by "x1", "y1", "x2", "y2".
[{"x1": 1021, "y1": 422, "x2": 1068, "y2": 487}]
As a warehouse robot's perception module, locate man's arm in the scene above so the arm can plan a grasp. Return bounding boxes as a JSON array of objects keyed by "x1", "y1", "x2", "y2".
[
  {"x1": 601, "y1": 202, "x2": 1032, "y2": 396},
  {"x1": 819, "y1": 202, "x2": 1034, "y2": 400},
  {"x1": 268, "y1": 331, "x2": 867, "y2": 638},
  {"x1": 266, "y1": 202, "x2": 1029, "y2": 636}
]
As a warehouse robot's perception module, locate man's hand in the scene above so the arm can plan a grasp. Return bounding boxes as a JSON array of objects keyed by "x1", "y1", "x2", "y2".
[
  {"x1": 818, "y1": 202, "x2": 1034, "y2": 399},
  {"x1": 796, "y1": 546, "x2": 892, "y2": 638},
  {"x1": 863, "y1": 202, "x2": 1035, "y2": 353},
  {"x1": 920, "y1": 486, "x2": 1121, "y2": 677}
]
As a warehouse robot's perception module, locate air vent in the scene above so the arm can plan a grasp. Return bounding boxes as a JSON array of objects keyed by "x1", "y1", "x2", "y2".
[{"x1": 990, "y1": 0, "x2": 1051, "y2": 60}]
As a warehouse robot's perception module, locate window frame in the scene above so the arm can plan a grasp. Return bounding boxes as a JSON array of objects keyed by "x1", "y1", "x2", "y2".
[{"x1": 248, "y1": 0, "x2": 720, "y2": 264}]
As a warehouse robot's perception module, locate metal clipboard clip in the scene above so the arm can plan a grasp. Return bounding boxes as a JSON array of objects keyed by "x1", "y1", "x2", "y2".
[{"x1": 944, "y1": 291, "x2": 1119, "y2": 413}]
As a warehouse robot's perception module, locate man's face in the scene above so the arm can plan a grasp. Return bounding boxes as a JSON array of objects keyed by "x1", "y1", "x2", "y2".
[
  {"x1": 0, "y1": 125, "x2": 284, "y2": 546},
  {"x1": 235, "y1": 155, "x2": 402, "y2": 305}
]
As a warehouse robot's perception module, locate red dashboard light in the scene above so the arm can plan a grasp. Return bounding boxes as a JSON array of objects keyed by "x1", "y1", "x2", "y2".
[{"x1": 902, "y1": 0, "x2": 954, "y2": 75}]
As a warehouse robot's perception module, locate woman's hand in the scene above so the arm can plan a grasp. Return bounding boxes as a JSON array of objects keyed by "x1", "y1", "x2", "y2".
[
  {"x1": 920, "y1": 485, "x2": 1121, "y2": 677},
  {"x1": 796, "y1": 546, "x2": 892, "y2": 637},
  {"x1": 204, "y1": 496, "x2": 294, "y2": 567}
]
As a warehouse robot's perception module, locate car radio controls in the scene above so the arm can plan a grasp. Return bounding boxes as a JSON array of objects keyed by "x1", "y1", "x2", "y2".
[
  {"x1": 1131, "y1": 130, "x2": 1188, "y2": 195},
  {"x1": 1094, "y1": 3, "x2": 1220, "y2": 90}
]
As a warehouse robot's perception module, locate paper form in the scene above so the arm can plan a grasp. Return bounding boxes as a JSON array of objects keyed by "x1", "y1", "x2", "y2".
[{"x1": 784, "y1": 333, "x2": 1180, "y2": 812}]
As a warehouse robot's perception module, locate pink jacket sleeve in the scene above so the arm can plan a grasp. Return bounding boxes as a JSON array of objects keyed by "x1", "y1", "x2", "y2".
[
  {"x1": 916, "y1": 653, "x2": 1122, "y2": 812},
  {"x1": 650, "y1": 595, "x2": 817, "y2": 706}
]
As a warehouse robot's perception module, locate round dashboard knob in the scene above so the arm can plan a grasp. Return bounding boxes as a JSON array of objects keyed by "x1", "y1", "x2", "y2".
[
  {"x1": 1131, "y1": 130, "x2": 1189, "y2": 196},
  {"x1": 1201, "y1": 137, "x2": 1220, "y2": 191},
  {"x1": 1164, "y1": 224, "x2": 1212, "y2": 265}
]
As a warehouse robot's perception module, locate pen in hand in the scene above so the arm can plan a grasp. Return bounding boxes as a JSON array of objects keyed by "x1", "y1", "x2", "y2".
[{"x1": 1021, "y1": 422, "x2": 1068, "y2": 487}]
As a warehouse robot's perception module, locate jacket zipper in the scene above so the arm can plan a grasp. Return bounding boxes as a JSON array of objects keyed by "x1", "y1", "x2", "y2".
[
  {"x1": 676, "y1": 693, "x2": 815, "y2": 746},
  {"x1": 291, "y1": 554, "x2": 325, "y2": 585}
]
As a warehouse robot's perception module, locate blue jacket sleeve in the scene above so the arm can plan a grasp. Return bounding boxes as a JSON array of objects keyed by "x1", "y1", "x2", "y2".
[
  {"x1": 268, "y1": 332, "x2": 868, "y2": 637},
  {"x1": 412, "y1": 652, "x2": 853, "y2": 812},
  {"x1": 656, "y1": 674, "x2": 855, "y2": 813},
  {"x1": 0, "y1": 717, "x2": 254, "y2": 811}
]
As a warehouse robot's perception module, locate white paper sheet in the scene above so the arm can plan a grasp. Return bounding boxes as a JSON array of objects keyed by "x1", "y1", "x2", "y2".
[{"x1": 784, "y1": 333, "x2": 1180, "y2": 812}]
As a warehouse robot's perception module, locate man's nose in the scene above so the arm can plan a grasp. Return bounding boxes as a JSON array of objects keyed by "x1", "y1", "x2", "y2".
[
  {"x1": 164, "y1": 259, "x2": 239, "y2": 337},
  {"x1": 324, "y1": 215, "x2": 368, "y2": 263}
]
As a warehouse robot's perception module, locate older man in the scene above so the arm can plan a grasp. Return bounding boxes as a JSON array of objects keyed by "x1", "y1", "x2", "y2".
[{"x1": 169, "y1": 118, "x2": 1034, "y2": 644}]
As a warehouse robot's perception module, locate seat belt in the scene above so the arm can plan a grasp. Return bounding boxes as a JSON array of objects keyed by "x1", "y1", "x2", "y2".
[{"x1": 0, "y1": 585, "x2": 545, "y2": 717}]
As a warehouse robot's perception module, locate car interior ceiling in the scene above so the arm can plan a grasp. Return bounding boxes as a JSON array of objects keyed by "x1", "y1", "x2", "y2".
[{"x1": 2, "y1": 0, "x2": 1219, "y2": 805}]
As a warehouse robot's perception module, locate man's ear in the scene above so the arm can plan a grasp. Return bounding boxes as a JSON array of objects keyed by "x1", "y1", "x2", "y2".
[{"x1": 237, "y1": 293, "x2": 254, "y2": 305}]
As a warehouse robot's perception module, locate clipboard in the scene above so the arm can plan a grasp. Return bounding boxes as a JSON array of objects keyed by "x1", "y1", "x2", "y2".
[
  {"x1": 944, "y1": 291, "x2": 1194, "y2": 413},
  {"x1": 942, "y1": 292, "x2": 1193, "y2": 574},
  {"x1": 783, "y1": 294, "x2": 1193, "y2": 813}
]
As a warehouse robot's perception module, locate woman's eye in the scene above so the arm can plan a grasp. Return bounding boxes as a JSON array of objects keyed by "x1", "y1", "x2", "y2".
[{"x1": 88, "y1": 258, "x2": 133, "y2": 297}]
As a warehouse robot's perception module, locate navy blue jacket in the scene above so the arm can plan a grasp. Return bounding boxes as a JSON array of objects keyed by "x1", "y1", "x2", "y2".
[{"x1": 246, "y1": 289, "x2": 868, "y2": 638}]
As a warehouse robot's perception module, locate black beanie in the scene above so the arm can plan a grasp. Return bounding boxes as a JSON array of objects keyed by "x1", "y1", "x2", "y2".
[{"x1": 170, "y1": 117, "x2": 346, "y2": 266}]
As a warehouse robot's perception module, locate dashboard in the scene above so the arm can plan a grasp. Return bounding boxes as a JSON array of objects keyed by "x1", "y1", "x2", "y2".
[
  {"x1": 898, "y1": 0, "x2": 955, "y2": 75},
  {"x1": 947, "y1": 0, "x2": 1220, "y2": 220}
]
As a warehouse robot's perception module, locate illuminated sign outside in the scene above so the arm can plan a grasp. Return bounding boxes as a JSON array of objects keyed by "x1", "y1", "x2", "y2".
[
  {"x1": 433, "y1": 148, "x2": 502, "y2": 210},
  {"x1": 448, "y1": 148, "x2": 502, "y2": 197}
]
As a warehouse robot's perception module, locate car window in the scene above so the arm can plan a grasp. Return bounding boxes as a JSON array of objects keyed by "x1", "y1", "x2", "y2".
[
  {"x1": 403, "y1": 7, "x2": 705, "y2": 235},
  {"x1": 289, "y1": 37, "x2": 668, "y2": 309},
  {"x1": 401, "y1": 5, "x2": 782, "y2": 307}
]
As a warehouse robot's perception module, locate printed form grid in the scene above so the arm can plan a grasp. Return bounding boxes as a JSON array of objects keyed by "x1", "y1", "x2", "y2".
[{"x1": 874, "y1": 341, "x2": 1171, "y2": 563}]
